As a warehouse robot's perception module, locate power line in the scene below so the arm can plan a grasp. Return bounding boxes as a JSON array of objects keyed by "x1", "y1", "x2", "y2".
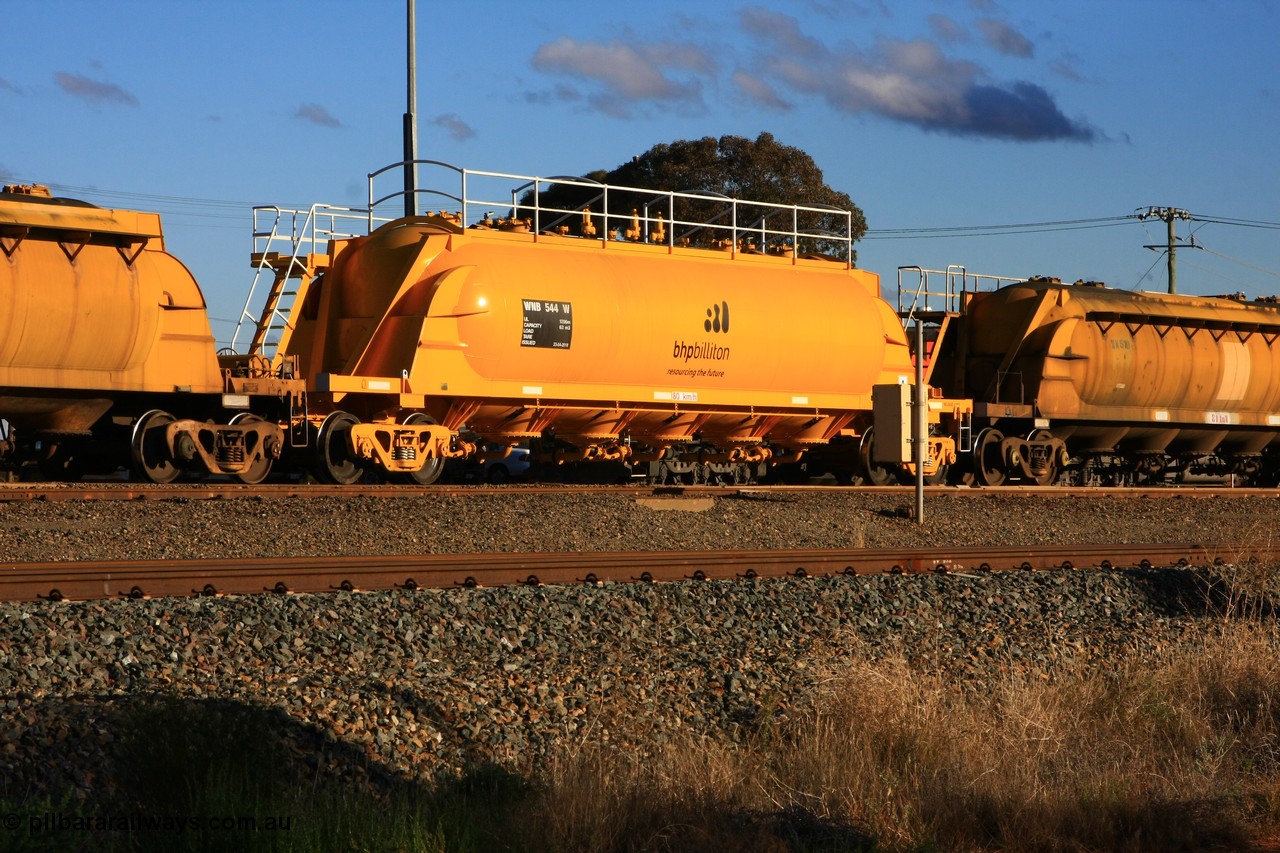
[
  {"x1": 865, "y1": 217, "x2": 1136, "y2": 236},
  {"x1": 866, "y1": 210, "x2": 1280, "y2": 241},
  {"x1": 1133, "y1": 251, "x2": 1166, "y2": 290},
  {"x1": 0, "y1": 176, "x2": 315, "y2": 213},
  {"x1": 0, "y1": 178, "x2": 250, "y2": 209},
  {"x1": 1191, "y1": 214, "x2": 1280, "y2": 229},
  {"x1": 867, "y1": 214, "x2": 1135, "y2": 236},
  {"x1": 1197, "y1": 245, "x2": 1280, "y2": 278},
  {"x1": 8, "y1": 175, "x2": 1280, "y2": 249},
  {"x1": 1177, "y1": 254, "x2": 1263, "y2": 291}
]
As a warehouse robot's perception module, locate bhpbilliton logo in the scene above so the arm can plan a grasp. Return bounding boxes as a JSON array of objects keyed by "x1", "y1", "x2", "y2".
[
  {"x1": 672, "y1": 301, "x2": 732, "y2": 363},
  {"x1": 704, "y1": 301, "x2": 730, "y2": 333}
]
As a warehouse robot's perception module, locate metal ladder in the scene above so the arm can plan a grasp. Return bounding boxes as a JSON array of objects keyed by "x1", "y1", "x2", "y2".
[
  {"x1": 229, "y1": 204, "x2": 368, "y2": 360},
  {"x1": 243, "y1": 250, "x2": 324, "y2": 360}
]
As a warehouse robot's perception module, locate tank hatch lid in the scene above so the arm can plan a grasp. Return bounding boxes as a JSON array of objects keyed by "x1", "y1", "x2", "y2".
[{"x1": 0, "y1": 199, "x2": 163, "y2": 240}]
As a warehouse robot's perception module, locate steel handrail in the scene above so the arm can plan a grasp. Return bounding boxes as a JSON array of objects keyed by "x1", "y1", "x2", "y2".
[{"x1": 369, "y1": 159, "x2": 856, "y2": 265}]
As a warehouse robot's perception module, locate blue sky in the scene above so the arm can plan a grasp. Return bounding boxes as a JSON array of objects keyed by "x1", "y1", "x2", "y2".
[{"x1": 3, "y1": 0, "x2": 1278, "y2": 348}]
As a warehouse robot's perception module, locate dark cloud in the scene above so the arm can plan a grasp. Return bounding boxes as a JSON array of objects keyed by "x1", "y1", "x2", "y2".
[
  {"x1": 294, "y1": 103, "x2": 342, "y2": 128},
  {"x1": 54, "y1": 72, "x2": 138, "y2": 106},
  {"x1": 431, "y1": 113, "x2": 475, "y2": 141},
  {"x1": 963, "y1": 82, "x2": 1092, "y2": 140},
  {"x1": 0, "y1": 77, "x2": 22, "y2": 95},
  {"x1": 739, "y1": 11, "x2": 1096, "y2": 142},
  {"x1": 976, "y1": 18, "x2": 1034, "y2": 58}
]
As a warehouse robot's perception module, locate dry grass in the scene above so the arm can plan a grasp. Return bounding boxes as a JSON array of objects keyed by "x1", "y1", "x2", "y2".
[
  {"x1": 786, "y1": 626, "x2": 1280, "y2": 851},
  {"x1": 525, "y1": 620, "x2": 1280, "y2": 852}
]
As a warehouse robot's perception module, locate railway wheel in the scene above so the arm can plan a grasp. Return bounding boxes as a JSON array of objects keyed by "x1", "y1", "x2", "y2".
[
  {"x1": 1025, "y1": 428, "x2": 1061, "y2": 486},
  {"x1": 661, "y1": 460, "x2": 696, "y2": 485},
  {"x1": 974, "y1": 428, "x2": 1007, "y2": 487},
  {"x1": 229, "y1": 413, "x2": 273, "y2": 485},
  {"x1": 131, "y1": 409, "x2": 180, "y2": 484},
  {"x1": 858, "y1": 427, "x2": 899, "y2": 486},
  {"x1": 924, "y1": 462, "x2": 950, "y2": 486},
  {"x1": 402, "y1": 413, "x2": 445, "y2": 485},
  {"x1": 315, "y1": 411, "x2": 362, "y2": 485}
]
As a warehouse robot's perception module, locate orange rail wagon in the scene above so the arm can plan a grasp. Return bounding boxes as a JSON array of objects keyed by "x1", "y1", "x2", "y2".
[
  {"x1": 0, "y1": 184, "x2": 300, "y2": 483},
  {"x1": 901, "y1": 267, "x2": 1280, "y2": 485},
  {"x1": 232, "y1": 163, "x2": 968, "y2": 484}
]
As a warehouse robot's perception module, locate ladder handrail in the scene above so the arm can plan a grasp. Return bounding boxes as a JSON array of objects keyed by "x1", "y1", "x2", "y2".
[
  {"x1": 896, "y1": 266, "x2": 1029, "y2": 316},
  {"x1": 229, "y1": 204, "x2": 373, "y2": 358}
]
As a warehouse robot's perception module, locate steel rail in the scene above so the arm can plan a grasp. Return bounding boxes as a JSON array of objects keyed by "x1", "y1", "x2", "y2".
[
  {"x1": 0, "y1": 482, "x2": 1276, "y2": 503},
  {"x1": 1, "y1": 543, "x2": 1267, "y2": 603}
]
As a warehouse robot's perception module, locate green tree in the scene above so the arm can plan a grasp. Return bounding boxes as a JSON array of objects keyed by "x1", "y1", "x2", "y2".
[{"x1": 521, "y1": 133, "x2": 866, "y2": 263}]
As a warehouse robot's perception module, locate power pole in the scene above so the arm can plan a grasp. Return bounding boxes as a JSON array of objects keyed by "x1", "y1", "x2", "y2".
[
  {"x1": 1138, "y1": 207, "x2": 1192, "y2": 293},
  {"x1": 403, "y1": 0, "x2": 418, "y2": 218}
]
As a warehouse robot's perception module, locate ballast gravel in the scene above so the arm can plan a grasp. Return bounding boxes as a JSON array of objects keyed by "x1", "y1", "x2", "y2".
[
  {"x1": 0, "y1": 490, "x2": 1273, "y2": 561},
  {"x1": 0, "y1": 490, "x2": 1275, "y2": 801}
]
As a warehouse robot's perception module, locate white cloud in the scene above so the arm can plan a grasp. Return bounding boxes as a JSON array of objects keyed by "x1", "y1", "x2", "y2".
[{"x1": 530, "y1": 36, "x2": 710, "y2": 117}]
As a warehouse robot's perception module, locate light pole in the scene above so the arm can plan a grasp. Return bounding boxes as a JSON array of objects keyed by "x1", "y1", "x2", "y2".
[{"x1": 403, "y1": 0, "x2": 418, "y2": 218}]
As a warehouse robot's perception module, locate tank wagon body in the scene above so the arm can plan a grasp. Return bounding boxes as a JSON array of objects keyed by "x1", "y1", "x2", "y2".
[
  {"x1": 0, "y1": 185, "x2": 301, "y2": 482},
  {"x1": 243, "y1": 162, "x2": 972, "y2": 484},
  {"x1": 273, "y1": 203, "x2": 962, "y2": 484},
  {"x1": 906, "y1": 268, "x2": 1280, "y2": 485}
]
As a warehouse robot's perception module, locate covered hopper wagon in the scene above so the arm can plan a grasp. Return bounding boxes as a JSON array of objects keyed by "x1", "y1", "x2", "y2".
[{"x1": 902, "y1": 267, "x2": 1280, "y2": 485}]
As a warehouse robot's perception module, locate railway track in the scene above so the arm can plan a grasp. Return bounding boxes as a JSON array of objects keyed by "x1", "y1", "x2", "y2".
[
  {"x1": 0, "y1": 481, "x2": 1275, "y2": 503},
  {"x1": 3, "y1": 542, "x2": 1270, "y2": 603}
]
